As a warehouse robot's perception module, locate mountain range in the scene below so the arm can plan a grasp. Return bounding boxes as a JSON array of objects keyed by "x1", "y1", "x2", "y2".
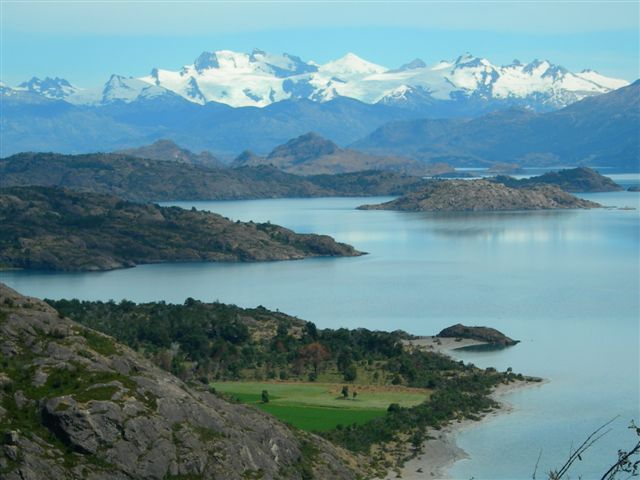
[
  {"x1": 0, "y1": 49, "x2": 636, "y2": 167},
  {"x1": 4, "y1": 49, "x2": 627, "y2": 110},
  {"x1": 353, "y1": 80, "x2": 640, "y2": 170}
]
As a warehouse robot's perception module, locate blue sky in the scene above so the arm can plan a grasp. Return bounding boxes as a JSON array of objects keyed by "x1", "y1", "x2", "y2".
[{"x1": 1, "y1": 1, "x2": 638, "y2": 86}]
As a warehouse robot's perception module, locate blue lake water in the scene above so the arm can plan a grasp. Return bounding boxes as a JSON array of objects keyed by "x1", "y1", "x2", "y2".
[{"x1": 2, "y1": 187, "x2": 639, "y2": 479}]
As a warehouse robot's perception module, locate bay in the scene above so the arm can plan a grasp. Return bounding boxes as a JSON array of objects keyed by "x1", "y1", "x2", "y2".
[{"x1": 2, "y1": 186, "x2": 639, "y2": 479}]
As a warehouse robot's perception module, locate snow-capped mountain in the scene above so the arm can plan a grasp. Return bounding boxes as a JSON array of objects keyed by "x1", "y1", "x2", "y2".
[
  {"x1": 4, "y1": 49, "x2": 629, "y2": 110},
  {"x1": 130, "y1": 49, "x2": 627, "y2": 109}
]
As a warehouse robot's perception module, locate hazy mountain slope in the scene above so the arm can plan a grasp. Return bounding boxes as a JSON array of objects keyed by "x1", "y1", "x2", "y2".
[
  {"x1": 352, "y1": 81, "x2": 640, "y2": 169},
  {"x1": 0, "y1": 283, "x2": 362, "y2": 479},
  {"x1": 232, "y1": 132, "x2": 432, "y2": 175},
  {"x1": 115, "y1": 139, "x2": 223, "y2": 168}
]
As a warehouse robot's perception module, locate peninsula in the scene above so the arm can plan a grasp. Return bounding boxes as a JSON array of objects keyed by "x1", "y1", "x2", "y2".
[{"x1": 0, "y1": 186, "x2": 361, "y2": 271}]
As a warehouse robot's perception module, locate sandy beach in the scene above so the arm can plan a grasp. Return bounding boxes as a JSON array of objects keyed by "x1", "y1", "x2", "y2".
[{"x1": 387, "y1": 337, "x2": 548, "y2": 480}]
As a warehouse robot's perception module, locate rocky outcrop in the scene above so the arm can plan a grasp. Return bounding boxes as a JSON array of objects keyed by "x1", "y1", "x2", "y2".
[
  {"x1": 357, "y1": 179, "x2": 600, "y2": 212},
  {"x1": 0, "y1": 186, "x2": 362, "y2": 271},
  {"x1": 628, "y1": 185, "x2": 640, "y2": 192},
  {"x1": 491, "y1": 167, "x2": 622, "y2": 192},
  {"x1": 0, "y1": 284, "x2": 362, "y2": 479},
  {"x1": 437, "y1": 324, "x2": 519, "y2": 346},
  {"x1": 115, "y1": 139, "x2": 223, "y2": 169}
]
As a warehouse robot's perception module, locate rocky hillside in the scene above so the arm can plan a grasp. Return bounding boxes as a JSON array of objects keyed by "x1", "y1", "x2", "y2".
[
  {"x1": 357, "y1": 180, "x2": 601, "y2": 212},
  {"x1": 437, "y1": 324, "x2": 519, "y2": 347},
  {"x1": 0, "y1": 152, "x2": 427, "y2": 202},
  {"x1": 231, "y1": 132, "x2": 435, "y2": 176},
  {"x1": 0, "y1": 284, "x2": 362, "y2": 479},
  {"x1": 115, "y1": 139, "x2": 223, "y2": 169},
  {"x1": 491, "y1": 167, "x2": 622, "y2": 192},
  {"x1": 0, "y1": 186, "x2": 361, "y2": 271}
]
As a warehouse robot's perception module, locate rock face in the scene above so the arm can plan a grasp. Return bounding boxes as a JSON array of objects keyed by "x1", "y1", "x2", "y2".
[
  {"x1": 0, "y1": 284, "x2": 361, "y2": 479},
  {"x1": 0, "y1": 186, "x2": 362, "y2": 271},
  {"x1": 357, "y1": 179, "x2": 601, "y2": 212},
  {"x1": 437, "y1": 324, "x2": 519, "y2": 346},
  {"x1": 491, "y1": 167, "x2": 622, "y2": 193}
]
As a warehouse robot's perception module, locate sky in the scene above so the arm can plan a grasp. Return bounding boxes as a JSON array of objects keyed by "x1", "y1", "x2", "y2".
[{"x1": 1, "y1": 1, "x2": 639, "y2": 87}]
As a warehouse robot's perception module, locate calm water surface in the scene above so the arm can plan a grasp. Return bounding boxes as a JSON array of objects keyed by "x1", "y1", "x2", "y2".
[{"x1": 3, "y1": 186, "x2": 639, "y2": 479}]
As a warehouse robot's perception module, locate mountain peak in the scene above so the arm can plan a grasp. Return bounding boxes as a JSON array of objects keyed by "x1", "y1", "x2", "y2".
[
  {"x1": 18, "y1": 76, "x2": 76, "y2": 99},
  {"x1": 267, "y1": 132, "x2": 339, "y2": 161},
  {"x1": 321, "y1": 53, "x2": 387, "y2": 75}
]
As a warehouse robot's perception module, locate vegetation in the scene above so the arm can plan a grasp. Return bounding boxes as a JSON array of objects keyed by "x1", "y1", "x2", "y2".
[{"x1": 47, "y1": 297, "x2": 519, "y2": 459}]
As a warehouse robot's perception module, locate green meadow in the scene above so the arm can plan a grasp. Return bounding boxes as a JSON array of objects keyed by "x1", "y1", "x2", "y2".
[{"x1": 212, "y1": 381, "x2": 430, "y2": 431}]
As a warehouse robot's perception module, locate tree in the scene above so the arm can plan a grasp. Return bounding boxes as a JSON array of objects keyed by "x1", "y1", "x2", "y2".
[
  {"x1": 299, "y1": 342, "x2": 331, "y2": 375},
  {"x1": 343, "y1": 364, "x2": 357, "y2": 382},
  {"x1": 352, "y1": 390, "x2": 358, "y2": 400},
  {"x1": 341, "y1": 385, "x2": 349, "y2": 399},
  {"x1": 261, "y1": 389, "x2": 269, "y2": 403}
]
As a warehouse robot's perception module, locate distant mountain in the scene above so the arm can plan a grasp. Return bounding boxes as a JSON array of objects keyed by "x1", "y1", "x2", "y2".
[
  {"x1": 352, "y1": 81, "x2": 640, "y2": 170},
  {"x1": 0, "y1": 49, "x2": 631, "y2": 157},
  {"x1": 116, "y1": 139, "x2": 223, "y2": 168},
  {"x1": 8, "y1": 49, "x2": 624, "y2": 110},
  {"x1": 231, "y1": 132, "x2": 435, "y2": 175},
  {"x1": 0, "y1": 152, "x2": 428, "y2": 201}
]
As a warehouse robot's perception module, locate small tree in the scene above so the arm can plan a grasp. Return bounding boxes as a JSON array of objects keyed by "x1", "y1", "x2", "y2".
[
  {"x1": 352, "y1": 390, "x2": 358, "y2": 400},
  {"x1": 341, "y1": 385, "x2": 349, "y2": 399},
  {"x1": 343, "y1": 364, "x2": 357, "y2": 382},
  {"x1": 261, "y1": 390, "x2": 269, "y2": 403}
]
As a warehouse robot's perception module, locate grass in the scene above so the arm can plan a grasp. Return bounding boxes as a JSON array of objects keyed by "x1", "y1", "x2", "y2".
[{"x1": 212, "y1": 381, "x2": 430, "y2": 432}]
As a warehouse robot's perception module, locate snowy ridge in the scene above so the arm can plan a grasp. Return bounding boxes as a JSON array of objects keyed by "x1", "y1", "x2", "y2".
[{"x1": 4, "y1": 49, "x2": 630, "y2": 109}]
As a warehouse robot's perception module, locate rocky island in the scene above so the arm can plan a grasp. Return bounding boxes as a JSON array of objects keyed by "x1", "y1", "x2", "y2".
[
  {"x1": 491, "y1": 167, "x2": 622, "y2": 192},
  {"x1": 0, "y1": 186, "x2": 361, "y2": 271},
  {"x1": 357, "y1": 179, "x2": 601, "y2": 212},
  {"x1": 437, "y1": 324, "x2": 519, "y2": 347}
]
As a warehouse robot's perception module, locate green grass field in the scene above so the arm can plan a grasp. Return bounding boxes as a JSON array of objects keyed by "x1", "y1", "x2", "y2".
[{"x1": 212, "y1": 381, "x2": 430, "y2": 431}]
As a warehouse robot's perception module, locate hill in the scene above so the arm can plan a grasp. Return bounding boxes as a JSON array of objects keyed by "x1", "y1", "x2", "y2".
[
  {"x1": 0, "y1": 152, "x2": 427, "y2": 201},
  {"x1": 115, "y1": 139, "x2": 223, "y2": 168},
  {"x1": 0, "y1": 283, "x2": 361, "y2": 479},
  {"x1": 0, "y1": 186, "x2": 361, "y2": 271},
  {"x1": 232, "y1": 132, "x2": 438, "y2": 176},
  {"x1": 357, "y1": 180, "x2": 601, "y2": 212},
  {"x1": 352, "y1": 81, "x2": 640, "y2": 170}
]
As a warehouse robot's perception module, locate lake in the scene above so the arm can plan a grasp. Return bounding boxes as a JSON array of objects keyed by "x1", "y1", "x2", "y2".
[{"x1": 2, "y1": 186, "x2": 639, "y2": 479}]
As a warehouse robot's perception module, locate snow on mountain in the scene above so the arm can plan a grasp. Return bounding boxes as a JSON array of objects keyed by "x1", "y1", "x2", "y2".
[
  {"x1": 16, "y1": 77, "x2": 79, "y2": 99},
  {"x1": 9, "y1": 49, "x2": 630, "y2": 109}
]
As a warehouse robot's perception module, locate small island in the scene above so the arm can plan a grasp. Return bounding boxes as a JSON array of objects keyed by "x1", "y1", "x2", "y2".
[
  {"x1": 490, "y1": 167, "x2": 622, "y2": 193},
  {"x1": 0, "y1": 186, "x2": 361, "y2": 271},
  {"x1": 437, "y1": 323, "x2": 519, "y2": 346},
  {"x1": 357, "y1": 179, "x2": 600, "y2": 212}
]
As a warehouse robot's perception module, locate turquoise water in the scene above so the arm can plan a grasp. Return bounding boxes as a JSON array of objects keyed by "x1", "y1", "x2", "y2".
[{"x1": 2, "y1": 188, "x2": 639, "y2": 479}]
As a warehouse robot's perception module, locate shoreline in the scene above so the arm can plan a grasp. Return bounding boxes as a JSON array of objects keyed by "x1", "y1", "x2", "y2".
[{"x1": 392, "y1": 337, "x2": 548, "y2": 480}]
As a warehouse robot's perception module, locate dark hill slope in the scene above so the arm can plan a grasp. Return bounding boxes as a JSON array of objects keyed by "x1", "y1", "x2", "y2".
[
  {"x1": 0, "y1": 283, "x2": 361, "y2": 480},
  {"x1": 0, "y1": 186, "x2": 361, "y2": 271},
  {"x1": 0, "y1": 152, "x2": 427, "y2": 201}
]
